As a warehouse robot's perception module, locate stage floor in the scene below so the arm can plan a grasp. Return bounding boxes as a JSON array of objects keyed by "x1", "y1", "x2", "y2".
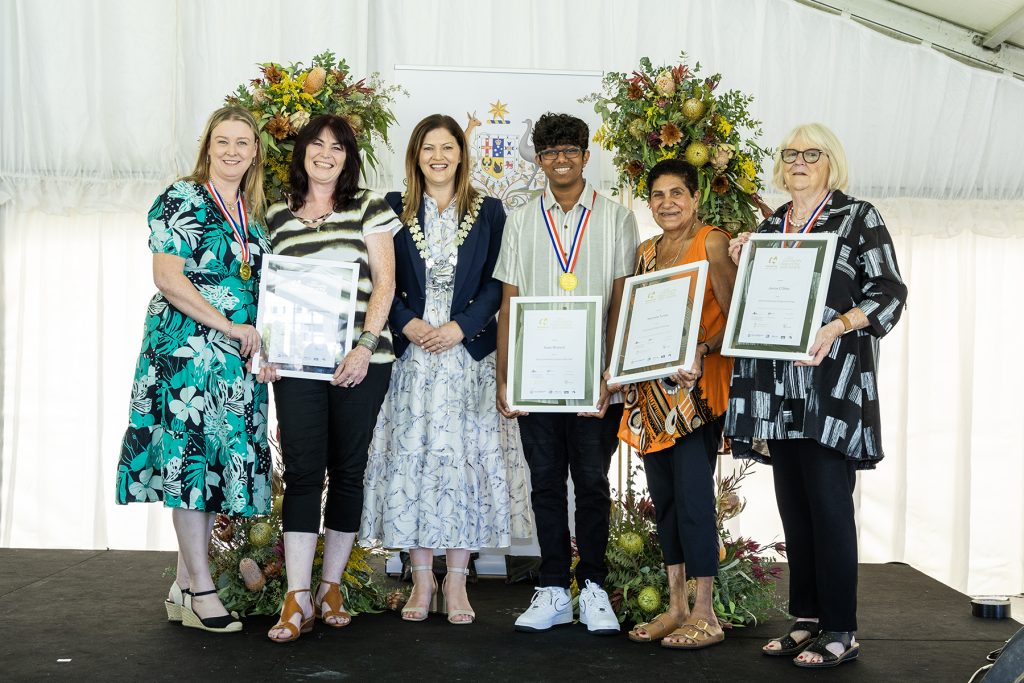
[{"x1": 0, "y1": 549, "x2": 1018, "y2": 681}]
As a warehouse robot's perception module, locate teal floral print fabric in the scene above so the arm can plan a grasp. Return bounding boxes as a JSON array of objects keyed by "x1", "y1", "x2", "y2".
[{"x1": 115, "y1": 180, "x2": 271, "y2": 516}]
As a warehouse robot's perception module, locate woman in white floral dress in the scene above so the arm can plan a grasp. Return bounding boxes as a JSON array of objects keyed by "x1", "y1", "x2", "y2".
[{"x1": 361, "y1": 114, "x2": 532, "y2": 624}]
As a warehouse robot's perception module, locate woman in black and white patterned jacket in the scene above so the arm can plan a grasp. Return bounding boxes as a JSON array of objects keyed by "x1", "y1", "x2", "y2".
[{"x1": 725, "y1": 122, "x2": 907, "y2": 669}]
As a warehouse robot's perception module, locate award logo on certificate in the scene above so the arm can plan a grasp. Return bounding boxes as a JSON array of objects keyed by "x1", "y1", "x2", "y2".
[
  {"x1": 721, "y1": 233, "x2": 837, "y2": 361},
  {"x1": 607, "y1": 261, "x2": 709, "y2": 385},
  {"x1": 252, "y1": 254, "x2": 360, "y2": 380},
  {"x1": 507, "y1": 296, "x2": 602, "y2": 412}
]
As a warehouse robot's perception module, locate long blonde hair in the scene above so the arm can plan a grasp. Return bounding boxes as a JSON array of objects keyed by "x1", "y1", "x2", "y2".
[
  {"x1": 401, "y1": 114, "x2": 478, "y2": 224},
  {"x1": 185, "y1": 105, "x2": 267, "y2": 221}
]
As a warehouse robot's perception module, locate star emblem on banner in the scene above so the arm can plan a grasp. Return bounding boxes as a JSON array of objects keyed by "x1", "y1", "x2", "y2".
[{"x1": 488, "y1": 99, "x2": 510, "y2": 120}]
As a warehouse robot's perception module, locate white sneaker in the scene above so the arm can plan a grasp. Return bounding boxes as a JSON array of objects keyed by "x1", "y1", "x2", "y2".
[
  {"x1": 578, "y1": 580, "x2": 620, "y2": 635},
  {"x1": 514, "y1": 586, "x2": 573, "y2": 632}
]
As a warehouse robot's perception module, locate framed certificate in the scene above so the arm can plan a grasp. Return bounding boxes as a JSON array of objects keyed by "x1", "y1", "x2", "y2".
[
  {"x1": 721, "y1": 233, "x2": 837, "y2": 361},
  {"x1": 252, "y1": 254, "x2": 360, "y2": 380},
  {"x1": 607, "y1": 261, "x2": 709, "y2": 385},
  {"x1": 507, "y1": 296, "x2": 603, "y2": 413}
]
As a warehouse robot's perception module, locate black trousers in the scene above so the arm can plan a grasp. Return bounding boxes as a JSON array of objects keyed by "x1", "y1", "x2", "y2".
[
  {"x1": 274, "y1": 363, "x2": 392, "y2": 534},
  {"x1": 768, "y1": 438, "x2": 859, "y2": 631},
  {"x1": 642, "y1": 419, "x2": 722, "y2": 576},
  {"x1": 517, "y1": 404, "x2": 624, "y2": 589}
]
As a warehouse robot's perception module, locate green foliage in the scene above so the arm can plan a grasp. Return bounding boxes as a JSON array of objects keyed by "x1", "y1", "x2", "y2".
[
  {"x1": 596, "y1": 462, "x2": 787, "y2": 627},
  {"x1": 582, "y1": 52, "x2": 771, "y2": 233},
  {"x1": 225, "y1": 50, "x2": 405, "y2": 204}
]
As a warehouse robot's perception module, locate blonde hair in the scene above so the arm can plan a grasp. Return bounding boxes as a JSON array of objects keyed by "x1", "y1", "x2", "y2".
[
  {"x1": 185, "y1": 106, "x2": 266, "y2": 221},
  {"x1": 401, "y1": 114, "x2": 478, "y2": 224},
  {"x1": 771, "y1": 122, "x2": 849, "y2": 193}
]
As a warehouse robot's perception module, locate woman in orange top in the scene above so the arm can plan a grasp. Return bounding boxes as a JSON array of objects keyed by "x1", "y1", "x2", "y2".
[{"x1": 609, "y1": 159, "x2": 736, "y2": 649}]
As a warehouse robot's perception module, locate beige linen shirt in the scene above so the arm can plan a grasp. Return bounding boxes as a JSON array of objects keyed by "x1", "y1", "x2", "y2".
[{"x1": 494, "y1": 180, "x2": 639, "y2": 360}]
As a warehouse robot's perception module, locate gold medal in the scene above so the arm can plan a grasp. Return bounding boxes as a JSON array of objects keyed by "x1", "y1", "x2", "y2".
[
  {"x1": 559, "y1": 272, "x2": 578, "y2": 291},
  {"x1": 239, "y1": 262, "x2": 252, "y2": 280}
]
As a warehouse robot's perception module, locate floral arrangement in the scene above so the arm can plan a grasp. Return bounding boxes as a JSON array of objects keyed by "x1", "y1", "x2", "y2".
[
  {"x1": 598, "y1": 461, "x2": 786, "y2": 628},
  {"x1": 226, "y1": 51, "x2": 404, "y2": 204},
  {"x1": 584, "y1": 53, "x2": 770, "y2": 233}
]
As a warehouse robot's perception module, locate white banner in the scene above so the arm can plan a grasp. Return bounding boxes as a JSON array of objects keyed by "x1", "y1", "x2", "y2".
[{"x1": 391, "y1": 65, "x2": 607, "y2": 211}]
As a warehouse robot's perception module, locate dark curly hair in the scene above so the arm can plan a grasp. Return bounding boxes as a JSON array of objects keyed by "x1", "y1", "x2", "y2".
[
  {"x1": 647, "y1": 158, "x2": 699, "y2": 196},
  {"x1": 532, "y1": 113, "x2": 589, "y2": 153},
  {"x1": 288, "y1": 114, "x2": 361, "y2": 212}
]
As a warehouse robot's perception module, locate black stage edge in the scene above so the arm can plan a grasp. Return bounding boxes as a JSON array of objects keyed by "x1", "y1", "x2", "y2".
[{"x1": 0, "y1": 549, "x2": 1018, "y2": 681}]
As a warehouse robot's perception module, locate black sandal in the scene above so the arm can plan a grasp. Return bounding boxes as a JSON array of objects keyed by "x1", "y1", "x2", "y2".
[
  {"x1": 762, "y1": 619, "x2": 821, "y2": 656},
  {"x1": 793, "y1": 630, "x2": 860, "y2": 668},
  {"x1": 181, "y1": 589, "x2": 243, "y2": 633}
]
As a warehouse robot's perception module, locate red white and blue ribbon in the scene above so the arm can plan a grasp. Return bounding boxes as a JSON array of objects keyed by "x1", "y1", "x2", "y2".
[
  {"x1": 782, "y1": 190, "x2": 832, "y2": 237},
  {"x1": 540, "y1": 190, "x2": 596, "y2": 275},
  {"x1": 206, "y1": 180, "x2": 250, "y2": 265}
]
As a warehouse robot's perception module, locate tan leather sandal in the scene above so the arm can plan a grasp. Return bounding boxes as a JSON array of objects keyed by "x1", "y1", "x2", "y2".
[
  {"x1": 661, "y1": 618, "x2": 725, "y2": 650},
  {"x1": 628, "y1": 612, "x2": 680, "y2": 642},
  {"x1": 442, "y1": 566, "x2": 476, "y2": 625},
  {"x1": 267, "y1": 589, "x2": 314, "y2": 643},
  {"x1": 401, "y1": 565, "x2": 438, "y2": 622},
  {"x1": 315, "y1": 580, "x2": 352, "y2": 628}
]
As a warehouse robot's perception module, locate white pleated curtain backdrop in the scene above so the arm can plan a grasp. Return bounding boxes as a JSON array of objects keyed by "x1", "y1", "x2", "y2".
[{"x1": 2, "y1": 0, "x2": 1022, "y2": 596}]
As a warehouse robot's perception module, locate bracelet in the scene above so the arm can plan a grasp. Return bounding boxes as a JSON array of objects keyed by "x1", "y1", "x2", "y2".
[
  {"x1": 356, "y1": 331, "x2": 379, "y2": 352},
  {"x1": 837, "y1": 313, "x2": 853, "y2": 334},
  {"x1": 227, "y1": 321, "x2": 234, "y2": 338},
  {"x1": 698, "y1": 342, "x2": 712, "y2": 357}
]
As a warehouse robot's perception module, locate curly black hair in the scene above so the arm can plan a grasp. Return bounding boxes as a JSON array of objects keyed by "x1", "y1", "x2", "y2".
[
  {"x1": 288, "y1": 114, "x2": 361, "y2": 212},
  {"x1": 532, "y1": 113, "x2": 589, "y2": 153},
  {"x1": 647, "y1": 158, "x2": 699, "y2": 196}
]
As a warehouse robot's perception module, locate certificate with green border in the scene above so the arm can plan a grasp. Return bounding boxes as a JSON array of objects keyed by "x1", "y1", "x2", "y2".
[
  {"x1": 722, "y1": 233, "x2": 837, "y2": 361},
  {"x1": 507, "y1": 296, "x2": 602, "y2": 412},
  {"x1": 608, "y1": 261, "x2": 708, "y2": 385}
]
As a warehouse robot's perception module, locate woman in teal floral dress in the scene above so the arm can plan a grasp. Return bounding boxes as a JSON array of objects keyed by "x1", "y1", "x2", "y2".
[{"x1": 116, "y1": 106, "x2": 271, "y2": 634}]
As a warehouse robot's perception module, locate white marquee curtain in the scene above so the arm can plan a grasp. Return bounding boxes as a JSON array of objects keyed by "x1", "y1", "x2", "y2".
[{"x1": 2, "y1": 0, "x2": 1022, "y2": 595}]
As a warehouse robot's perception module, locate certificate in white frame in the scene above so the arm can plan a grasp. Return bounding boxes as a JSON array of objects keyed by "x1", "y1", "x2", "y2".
[
  {"x1": 507, "y1": 296, "x2": 603, "y2": 413},
  {"x1": 252, "y1": 254, "x2": 360, "y2": 380},
  {"x1": 608, "y1": 261, "x2": 709, "y2": 385},
  {"x1": 721, "y1": 233, "x2": 837, "y2": 361}
]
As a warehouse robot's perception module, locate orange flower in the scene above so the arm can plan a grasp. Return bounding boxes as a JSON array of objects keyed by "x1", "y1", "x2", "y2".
[
  {"x1": 266, "y1": 113, "x2": 291, "y2": 140},
  {"x1": 626, "y1": 160, "x2": 644, "y2": 178},
  {"x1": 659, "y1": 122, "x2": 683, "y2": 147},
  {"x1": 711, "y1": 175, "x2": 730, "y2": 194},
  {"x1": 304, "y1": 66, "x2": 326, "y2": 94},
  {"x1": 627, "y1": 82, "x2": 644, "y2": 100},
  {"x1": 261, "y1": 63, "x2": 284, "y2": 84}
]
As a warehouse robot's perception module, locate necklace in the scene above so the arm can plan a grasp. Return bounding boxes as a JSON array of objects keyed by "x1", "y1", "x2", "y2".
[
  {"x1": 657, "y1": 236, "x2": 687, "y2": 269},
  {"x1": 296, "y1": 209, "x2": 333, "y2": 229},
  {"x1": 402, "y1": 191, "x2": 483, "y2": 264}
]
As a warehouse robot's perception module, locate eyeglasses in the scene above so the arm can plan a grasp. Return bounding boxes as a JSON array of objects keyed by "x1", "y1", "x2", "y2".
[
  {"x1": 781, "y1": 148, "x2": 826, "y2": 164},
  {"x1": 537, "y1": 146, "x2": 583, "y2": 161}
]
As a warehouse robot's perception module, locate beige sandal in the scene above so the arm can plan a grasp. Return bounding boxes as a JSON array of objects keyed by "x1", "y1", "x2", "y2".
[
  {"x1": 661, "y1": 618, "x2": 725, "y2": 650},
  {"x1": 442, "y1": 566, "x2": 476, "y2": 625},
  {"x1": 628, "y1": 612, "x2": 680, "y2": 642},
  {"x1": 401, "y1": 566, "x2": 438, "y2": 622},
  {"x1": 315, "y1": 580, "x2": 352, "y2": 628},
  {"x1": 267, "y1": 589, "x2": 314, "y2": 643}
]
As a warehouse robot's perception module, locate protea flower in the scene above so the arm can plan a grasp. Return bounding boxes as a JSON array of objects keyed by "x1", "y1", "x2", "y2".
[
  {"x1": 659, "y1": 122, "x2": 683, "y2": 147},
  {"x1": 654, "y1": 70, "x2": 676, "y2": 97},
  {"x1": 266, "y1": 113, "x2": 290, "y2": 141}
]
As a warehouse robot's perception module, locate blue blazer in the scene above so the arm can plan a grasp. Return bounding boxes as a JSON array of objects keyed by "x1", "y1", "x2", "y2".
[{"x1": 386, "y1": 192, "x2": 506, "y2": 361}]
